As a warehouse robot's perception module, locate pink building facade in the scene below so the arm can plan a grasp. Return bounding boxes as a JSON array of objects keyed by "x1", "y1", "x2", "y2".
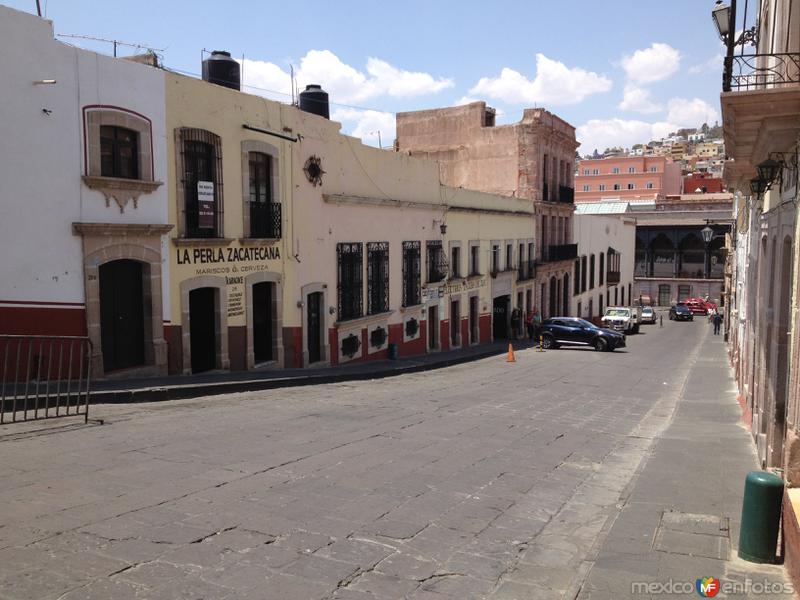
[{"x1": 575, "y1": 156, "x2": 682, "y2": 202}]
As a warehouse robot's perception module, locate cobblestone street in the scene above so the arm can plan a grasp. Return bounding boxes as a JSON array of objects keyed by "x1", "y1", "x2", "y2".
[{"x1": 0, "y1": 318, "x2": 788, "y2": 599}]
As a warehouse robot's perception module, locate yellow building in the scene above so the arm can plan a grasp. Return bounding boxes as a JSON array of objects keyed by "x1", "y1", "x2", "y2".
[{"x1": 165, "y1": 65, "x2": 537, "y2": 374}]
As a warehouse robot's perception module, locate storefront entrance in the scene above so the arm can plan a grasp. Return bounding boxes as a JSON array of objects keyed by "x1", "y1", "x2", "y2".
[
  {"x1": 307, "y1": 291, "x2": 323, "y2": 364},
  {"x1": 253, "y1": 282, "x2": 274, "y2": 363},
  {"x1": 493, "y1": 295, "x2": 509, "y2": 340},
  {"x1": 189, "y1": 287, "x2": 216, "y2": 373},
  {"x1": 99, "y1": 259, "x2": 145, "y2": 372},
  {"x1": 469, "y1": 296, "x2": 479, "y2": 344},
  {"x1": 428, "y1": 306, "x2": 438, "y2": 350},
  {"x1": 450, "y1": 300, "x2": 460, "y2": 348}
]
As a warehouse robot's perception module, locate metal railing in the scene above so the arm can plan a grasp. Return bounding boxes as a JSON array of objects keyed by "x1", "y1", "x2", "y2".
[
  {"x1": 517, "y1": 260, "x2": 536, "y2": 281},
  {"x1": 542, "y1": 244, "x2": 578, "y2": 263},
  {"x1": 725, "y1": 53, "x2": 800, "y2": 92},
  {"x1": 0, "y1": 336, "x2": 91, "y2": 424},
  {"x1": 249, "y1": 201, "x2": 282, "y2": 239}
]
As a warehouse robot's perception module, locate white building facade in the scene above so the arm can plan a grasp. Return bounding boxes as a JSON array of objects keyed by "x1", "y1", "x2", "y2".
[{"x1": 571, "y1": 215, "x2": 637, "y2": 319}]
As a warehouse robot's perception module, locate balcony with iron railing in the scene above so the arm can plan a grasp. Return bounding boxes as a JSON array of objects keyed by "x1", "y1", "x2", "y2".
[
  {"x1": 542, "y1": 244, "x2": 578, "y2": 263},
  {"x1": 606, "y1": 270, "x2": 621, "y2": 285},
  {"x1": 717, "y1": 0, "x2": 800, "y2": 192}
]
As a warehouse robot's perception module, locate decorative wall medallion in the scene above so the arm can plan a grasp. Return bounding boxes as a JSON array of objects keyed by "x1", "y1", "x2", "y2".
[
  {"x1": 405, "y1": 318, "x2": 419, "y2": 338},
  {"x1": 341, "y1": 333, "x2": 361, "y2": 358},
  {"x1": 303, "y1": 155, "x2": 325, "y2": 186},
  {"x1": 370, "y1": 326, "x2": 387, "y2": 349}
]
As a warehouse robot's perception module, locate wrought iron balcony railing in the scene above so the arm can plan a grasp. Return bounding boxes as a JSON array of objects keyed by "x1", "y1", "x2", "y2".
[
  {"x1": 542, "y1": 243, "x2": 578, "y2": 263},
  {"x1": 606, "y1": 270, "x2": 621, "y2": 285},
  {"x1": 724, "y1": 53, "x2": 800, "y2": 92}
]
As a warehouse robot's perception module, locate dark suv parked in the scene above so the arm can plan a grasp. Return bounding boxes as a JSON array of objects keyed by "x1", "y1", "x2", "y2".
[
  {"x1": 539, "y1": 317, "x2": 626, "y2": 351},
  {"x1": 669, "y1": 303, "x2": 694, "y2": 321}
]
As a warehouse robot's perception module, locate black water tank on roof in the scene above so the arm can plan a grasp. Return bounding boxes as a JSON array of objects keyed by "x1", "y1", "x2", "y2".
[
  {"x1": 299, "y1": 84, "x2": 330, "y2": 119},
  {"x1": 202, "y1": 50, "x2": 240, "y2": 91}
]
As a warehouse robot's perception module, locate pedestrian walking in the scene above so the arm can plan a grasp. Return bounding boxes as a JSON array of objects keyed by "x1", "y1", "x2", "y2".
[
  {"x1": 713, "y1": 312, "x2": 722, "y2": 335},
  {"x1": 525, "y1": 310, "x2": 535, "y2": 342}
]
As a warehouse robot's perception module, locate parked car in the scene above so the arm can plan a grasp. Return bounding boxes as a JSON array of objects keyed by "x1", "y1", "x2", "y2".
[
  {"x1": 669, "y1": 303, "x2": 694, "y2": 321},
  {"x1": 601, "y1": 307, "x2": 639, "y2": 334},
  {"x1": 640, "y1": 306, "x2": 656, "y2": 324},
  {"x1": 539, "y1": 317, "x2": 626, "y2": 351}
]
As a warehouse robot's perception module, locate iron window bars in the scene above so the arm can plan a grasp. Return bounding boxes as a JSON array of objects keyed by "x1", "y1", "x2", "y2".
[
  {"x1": 337, "y1": 242, "x2": 363, "y2": 321},
  {"x1": 249, "y1": 152, "x2": 281, "y2": 239},
  {"x1": 427, "y1": 240, "x2": 446, "y2": 283},
  {"x1": 402, "y1": 241, "x2": 421, "y2": 307},
  {"x1": 367, "y1": 242, "x2": 390, "y2": 315}
]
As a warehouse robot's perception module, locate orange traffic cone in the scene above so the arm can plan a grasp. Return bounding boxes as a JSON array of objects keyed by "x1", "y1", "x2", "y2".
[{"x1": 507, "y1": 343, "x2": 516, "y2": 363}]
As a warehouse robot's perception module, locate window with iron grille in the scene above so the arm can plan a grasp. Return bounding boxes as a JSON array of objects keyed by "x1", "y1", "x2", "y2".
[
  {"x1": 367, "y1": 242, "x2": 389, "y2": 315},
  {"x1": 589, "y1": 254, "x2": 595, "y2": 289},
  {"x1": 337, "y1": 243, "x2": 363, "y2": 321},
  {"x1": 248, "y1": 152, "x2": 281, "y2": 239},
  {"x1": 506, "y1": 244, "x2": 513, "y2": 271},
  {"x1": 491, "y1": 244, "x2": 500, "y2": 273},
  {"x1": 402, "y1": 241, "x2": 421, "y2": 307},
  {"x1": 574, "y1": 259, "x2": 581, "y2": 296},
  {"x1": 427, "y1": 240, "x2": 445, "y2": 283},
  {"x1": 599, "y1": 252, "x2": 605, "y2": 286},
  {"x1": 581, "y1": 255, "x2": 587, "y2": 293},
  {"x1": 179, "y1": 128, "x2": 223, "y2": 238},
  {"x1": 100, "y1": 126, "x2": 139, "y2": 179}
]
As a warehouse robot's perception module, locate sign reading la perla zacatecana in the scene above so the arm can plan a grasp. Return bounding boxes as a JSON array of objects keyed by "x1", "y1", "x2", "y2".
[{"x1": 176, "y1": 245, "x2": 281, "y2": 265}]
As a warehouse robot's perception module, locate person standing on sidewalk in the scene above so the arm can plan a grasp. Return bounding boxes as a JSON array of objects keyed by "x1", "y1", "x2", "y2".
[
  {"x1": 713, "y1": 312, "x2": 722, "y2": 335},
  {"x1": 525, "y1": 310, "x2": 535, "y2": 342}
]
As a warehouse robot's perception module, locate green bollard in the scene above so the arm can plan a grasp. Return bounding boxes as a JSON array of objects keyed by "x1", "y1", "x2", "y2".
[{"x1": 738, "y1": 470, "x2": 784, "y2": 563}]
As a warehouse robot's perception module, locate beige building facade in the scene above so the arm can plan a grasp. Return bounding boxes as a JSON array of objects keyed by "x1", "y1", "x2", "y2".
[
  {"x1": 164, "y1": 72, "x2": 538, "y2": 374},
  {"x1": 396, "y1": 102, "x2": 579, "y2": 318}
]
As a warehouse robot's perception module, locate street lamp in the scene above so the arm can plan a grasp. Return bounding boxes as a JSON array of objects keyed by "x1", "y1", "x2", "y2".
[
  {"x1": 750, "y1": 177, "x2": 768, "y2": 196},
  {"x1": 756, "y1": 158, "x2": 781, "y2": 189},
  {"x1": 701, "y1": 225, "x2": 714, "y2": 244},
  {"x1": 712, "y1": 0, "x2": 731, "y2": 41}
]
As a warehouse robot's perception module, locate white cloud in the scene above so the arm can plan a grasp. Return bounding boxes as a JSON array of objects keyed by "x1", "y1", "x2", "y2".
[
  {"x1": 620, "y1": 43, "x2": 681, "y2": 84},
  {"x1": 468, "y1": 53, "x2": 612, "y2": 105},
  {"x1": 577, "y1": 118, "x2": 677, "y2": 154},
  {"x1": 331, "y1": 107, "x2": 396, "y2": 147},
  {"x1": 688, "y1": 54, "x2": 725, "y2": 75},
  {"x1": 365, "y1": 58, "x2": 453, "y2": 97},
  {"x1": 618, "y1": 85, "x2": 662, "y2": 114},
  {"x1": 241, "y1": 50, "x2": 453, "y2": 105},
  {"x1": 454, "y1": 96, "x2": 478, "y2": 106},
  {"x1": 666, "y1": 97, "x2": 719, "y2": 127}
]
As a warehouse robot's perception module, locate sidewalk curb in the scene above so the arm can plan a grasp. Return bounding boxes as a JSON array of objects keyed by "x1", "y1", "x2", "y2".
[{"x1": 89, "y1": 344, "x2": 516, "y2": 405}]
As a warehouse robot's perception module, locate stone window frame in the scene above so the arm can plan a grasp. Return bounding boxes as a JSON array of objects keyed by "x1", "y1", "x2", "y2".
[
  {"x1": 82, "y1": 106, "x2": 162, "y2": 213},
  {"x1": 175, "y1": 127, "x2": 225, "y2": 239},
  {"x1": 241, "y1": 140, "x2": 281, "y2": 239},
  {"x1": 72, "y1": 222, "x2": 172, "y2": 379},
  {"x1": 245, "y1": 271, "x2": 284, "y2": 369},
  {"x1": 179, "y1": 275, "x2": 230, "y2": 374}
]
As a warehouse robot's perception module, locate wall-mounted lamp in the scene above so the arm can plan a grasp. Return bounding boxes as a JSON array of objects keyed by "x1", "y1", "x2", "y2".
[
  {"x1": 749, "y1": 177, "x2": 768, "y2": 197},
  {"x1": 329, "y1": 306, "x2": 336, "y2": 315},
  {"x1": 756, "y1": 158, "x2": 781, "y2": 188},
  {"x1": 701, "y1": 225, "x2": 715, "y2": 244},
  {"x1": 296, "y1": 300, "x2": 304, "y2": 308},
  {"x1": 33, "y1": 79, "x2": 57, "y2": 85},
  {"x1": 432, "y1": 219, "x2": 447, "y2": 235},
  {"x1": 711, "y1": 0, "x2": 730, "y2": 40}
]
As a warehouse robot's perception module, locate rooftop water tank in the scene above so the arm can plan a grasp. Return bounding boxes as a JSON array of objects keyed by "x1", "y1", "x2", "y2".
[
  {"x1": 299, "y1": 84, "x2": 330, "y2": 119},
  {"x1": 202, "y1": 51, "x2": 240, "y2": 91}
]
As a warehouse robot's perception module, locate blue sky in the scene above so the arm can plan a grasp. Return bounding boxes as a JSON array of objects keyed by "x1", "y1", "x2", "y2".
[{"x1": 6, "y1": 0, "x2": 729, "y2": 153}]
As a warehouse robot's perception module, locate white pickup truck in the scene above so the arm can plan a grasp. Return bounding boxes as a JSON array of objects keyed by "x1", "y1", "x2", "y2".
[{"x1": 601, "y1": 306, "x2": 641, "y2": 334}]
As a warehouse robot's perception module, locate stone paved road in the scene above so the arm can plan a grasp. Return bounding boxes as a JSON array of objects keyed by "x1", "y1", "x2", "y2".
[{"x1": 0, "y1": 318, "x2": 750, "y2": 599}]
